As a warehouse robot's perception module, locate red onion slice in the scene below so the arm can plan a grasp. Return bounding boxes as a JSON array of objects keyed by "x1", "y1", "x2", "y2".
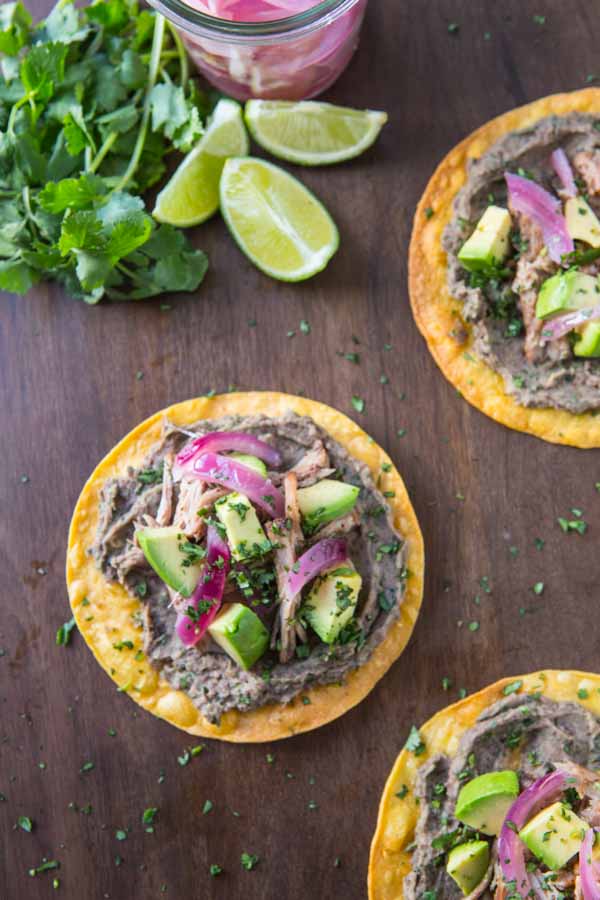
[
  {"x1": 506, "y1": 172, "x2": 574, "y2": 263},
  {"x1": 580, "y1": 829, "x2": 600, "y2": 900},
  {"x1": 540, "y1": 304, "x2": 600, "y2": 341},
  {"x1": 176, "y1": 525, "x2": 231, "y2": 647},
  {"x1": 498, "y1": 770, "x2": 568, "y2": 898},
  {"x1": 287, "y1": 538, "x2": 348, "y2": 597},
  {"x1": 191, "y1": 452, "x2": 284, "y2": 518},
  {"x1": 551, "y1": 148, "x2": 577, "y2": 198},
  {"x1": 175, "y1": 430, "x2": 281, "y2": 477}
]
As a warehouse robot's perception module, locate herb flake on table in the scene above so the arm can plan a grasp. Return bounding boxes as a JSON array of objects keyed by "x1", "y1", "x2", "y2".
[
  {"x1": 241, "y1": 852, "x2": 259, "y2": 871},
  {"x1": 56, "y1": 617, "x2": 76, "y2": 646}
]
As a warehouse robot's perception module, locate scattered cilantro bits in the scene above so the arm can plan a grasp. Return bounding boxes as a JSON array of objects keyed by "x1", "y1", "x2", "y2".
[
  {"x1": 241, "y1": 852, "x2": 259, "y2": 871},
  {"x1": 56, "y1": 617, "x2": 77, "y2": 646},
  {"x1": 351, "y1": 395, "x2": 365, "y2": 413},
  {"x1": 0, "y1": 0, "x2": 208, "y2": 302}
]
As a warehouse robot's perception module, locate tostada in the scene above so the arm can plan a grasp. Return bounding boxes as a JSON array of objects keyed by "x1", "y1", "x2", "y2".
[
  {"x1": 369, "y1": 670, "x2": 600, "y2": 899},
  {"x1": 66, "y1": 392, "x2": 424, "y2": 742},
  {"x1": 410, "y1": 89, "x2": 600, "y2": 447}
]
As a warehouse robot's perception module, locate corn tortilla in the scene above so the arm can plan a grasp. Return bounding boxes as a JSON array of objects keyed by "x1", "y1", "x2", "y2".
[
  {"x1": 409, "y1": 88, "x2": 600, "y2": 448},
  {"x1": 368, "y1": 669, "x2": 600, "y2": 899},
  {"x1": 66, "y1": 392, "x2": 424, "y2": 743}
]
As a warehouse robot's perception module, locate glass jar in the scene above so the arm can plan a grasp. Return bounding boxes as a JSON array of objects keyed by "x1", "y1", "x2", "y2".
[{"x1": 147, "y1": 0, "x2": 369, "y2": 101}]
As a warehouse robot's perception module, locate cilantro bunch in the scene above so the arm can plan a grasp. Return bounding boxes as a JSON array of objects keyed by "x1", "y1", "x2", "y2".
[{"x1": 0, "y1": 0, "x2": 209, "y2": 302}]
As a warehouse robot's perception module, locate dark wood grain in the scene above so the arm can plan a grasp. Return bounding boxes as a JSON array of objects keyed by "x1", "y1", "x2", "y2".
[{"x1": 2, "y1": 2, "x2": 600, "y2": 897}]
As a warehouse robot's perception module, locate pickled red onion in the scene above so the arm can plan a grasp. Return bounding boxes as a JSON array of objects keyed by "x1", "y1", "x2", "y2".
[
  {"x1": 176, "y1": 525, "x2": 231, "y2": 646},
  {"x1": 580, "y1": 828, "x2": 600, "y2": 900},
  {"x1": 551, "y1": 148, "x2": 577, "y2": 198},
  {"x1": 498, "y1": 770, "x2": 567, "y2": 899},
  {"x1": 540, "y1": 304, "x2": 600, "y2": 341},
  {"x1": 175, "y1": 430, "x2": 281, "y2": 477},
  {"x1": 287, "y1": 538, "x2": 347, "y2": 596},
  {"x1": 505, "y1": 172, "x2": 574, "y2": 263},
  {"x1": 191, "y1": 452, "x2": 284, "y2": 517}
]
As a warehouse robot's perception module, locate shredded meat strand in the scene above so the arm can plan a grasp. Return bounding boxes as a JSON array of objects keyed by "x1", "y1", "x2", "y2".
[
  {"x1": 156, "y1": 453, "x2": 174, "y2": 526},
  {"x1": 314, "y1": 508, "x2": 360, "y2": 540},
  {"x1": 574, "y1": 150, "x2": 600, "y2": 196},
  {"x1": 509, "y1": 202, "x2": 568, "y2": 364},
  {"x1": 271, "y1": 440, "x2": 333, "y2": 488},
  {"x1": 266, "y1": 495, "x2": 304, "y2": 664}
]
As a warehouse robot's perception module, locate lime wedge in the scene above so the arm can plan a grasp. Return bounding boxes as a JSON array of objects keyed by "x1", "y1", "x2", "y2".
[
  {"x1": 245, "y1": 100, "x2": 388, "y2": 167},
  {"x1": 153, "y1": 98, "x2": 249, "y2": 227},
  {"x1": 220, "y1": 157, "x2": 339, "y2": 282}
]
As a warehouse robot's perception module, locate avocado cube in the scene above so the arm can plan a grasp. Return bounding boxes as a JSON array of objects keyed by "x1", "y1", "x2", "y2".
[
  {"x1": 297, "y1": 479, "x2": 359, "y2": 531},
  {"x1": 229, "y1": 453, "x2": 267, "y2": 477},
  {"x1": 457, "y1": 206, "x2": 512, "y2": 272},
  {"x1": 536, "y1": 270, "x2": 600, "y2": 320},
  {"x1": 215, "y1": 492, "x2": 268, "y2": 562},
  {"x1": 208, "y1": 602, "x2": 269, "y2": 670},
  {"x1": 447, "y1": 841, "x2": 490, "y2": 896},
  {"x1": 455, "y1": 770, "x2": 519, "y2": 835},
  {"x1": 565, "y1": 196, "x2": 600, "y2": 248},
  {"x1": 301, "y1": 564, "x2": 362, "y2": 644},
  {"x1": 574, "y1": 321, "x2": 600, "y2": 358},
  {"x1": 518, "y1": 802, "x2": 588, "y2": 870},
  {"x1": 137, "y1": 526, "x2": 203, "y2": 597}
]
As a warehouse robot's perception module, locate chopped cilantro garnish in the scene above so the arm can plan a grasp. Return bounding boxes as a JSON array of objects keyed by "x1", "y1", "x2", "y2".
[{"x1": 351, "y1": 395, "x2": 365, "y2": 414}]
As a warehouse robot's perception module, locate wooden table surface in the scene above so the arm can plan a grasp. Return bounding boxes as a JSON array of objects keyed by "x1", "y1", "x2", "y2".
[{"x1": 2, "y1": 1, "x2": 599, "y2": 897}]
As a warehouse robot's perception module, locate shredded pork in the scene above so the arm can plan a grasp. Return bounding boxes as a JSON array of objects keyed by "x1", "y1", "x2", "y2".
[
  {"x1": 156, "y1": 453, "x2": 175, "y2": 526},
  {"x1": 574, "y1": 149, "x2": 600, "y2": 196}
]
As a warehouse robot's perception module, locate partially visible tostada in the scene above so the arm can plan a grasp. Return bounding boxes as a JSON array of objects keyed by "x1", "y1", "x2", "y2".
[
  {"x1": 410, "y1": 88, "x2": 600, "y2": 447},
  {"x1": 369, "y1": 670, "x2": 600, "y2": 899},
  {"x1": 66, "y1": 392, "x2": 424, "y2": 743}
]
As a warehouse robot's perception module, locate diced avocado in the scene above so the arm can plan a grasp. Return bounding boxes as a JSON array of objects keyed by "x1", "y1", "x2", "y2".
[
  {"x1": 137, "y1": 526, "x2": 203, "y2": 598},
  {"x1": 536, "y1": 270, "x2": 600, "y2": 319},
  {"x1": 519, "y1": 802, "x2": 588, "y2": 870},
  {"x1": 455, "y1": 771, "x2": 519, "y2": 836},
  {"x1": 565, "y1": 196, "x2": 600, "y2": 248},
  {"x1": 229, "y1": 452, "x2": 267, "y2": 477},
  {"x1": 574, "y1": 321, "x2": 600, "y2": 358},
  {"x1": 301, "y1": 563, "x2": 362, "y2": 644},
  {"x1": 297, "y1": 479, "x2": 360, "y2": 531},
  {"x1": 446, "y1": 841, "x2": 490, "y2": 896},
  {"x1": 457, "y1": 206, "x2": 512, "y2": 272},
  {"x1": 214, "y1": 492, "x2": 268, "y2": 562},
  {"x1": 208, "y1": 602, "x2": 269, "y2": 670}
]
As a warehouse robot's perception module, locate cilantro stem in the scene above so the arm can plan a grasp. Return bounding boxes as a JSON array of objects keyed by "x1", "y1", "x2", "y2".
[
  {"x1": 111, "y1": 13, "x2": 166, "y2": 194},
  {"x1": 88, "y1": 132, "x2": 118, "y2": 174},
  {"x1": 166, "y1": 21, "x2": 189, "y2": 88}
]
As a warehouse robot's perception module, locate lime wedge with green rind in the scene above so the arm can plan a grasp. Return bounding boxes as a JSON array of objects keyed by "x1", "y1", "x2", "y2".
[
  {"x1": 153, "y1": 98, "x2": 249, "y2": 227},
  {"x1": 219, "y1": 157, "x2": 339, "y2": 282},
  {"x1": 245, "y1": 100, "x2": 388, "y2": 166}
]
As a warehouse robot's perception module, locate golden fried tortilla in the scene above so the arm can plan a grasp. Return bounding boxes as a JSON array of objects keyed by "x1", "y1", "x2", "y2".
[
  {"x1": 368, "y1": 669, "x2": 600, "y2": 899},
  {"x1": 66, "y1": 392, "x2": 424, "y2": 743},
  {"x1": 409, "y1": 88, "x2": 600, "y2": 448}
]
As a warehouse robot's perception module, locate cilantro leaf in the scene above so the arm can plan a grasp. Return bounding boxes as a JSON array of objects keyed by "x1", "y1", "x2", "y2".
[{"x1": 0, "y1": 1, "x2": 32, "y2": 56}]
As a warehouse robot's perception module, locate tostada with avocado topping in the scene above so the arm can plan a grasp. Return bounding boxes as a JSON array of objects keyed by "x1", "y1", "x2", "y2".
[
  {"x1": 67, "y1": 392, "x2": 423, "y2": 743},
  {"x1": 410, "y1": 89, "x2": 600, "y2": 447},
  {"x1": 369, "y1": 670, "x2": 600, "y2": 900}
]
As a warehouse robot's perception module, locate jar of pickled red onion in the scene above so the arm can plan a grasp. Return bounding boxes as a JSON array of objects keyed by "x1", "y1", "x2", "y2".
[{"x1": 147, "y1": 0, "x2": 369, "y2": 101}]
